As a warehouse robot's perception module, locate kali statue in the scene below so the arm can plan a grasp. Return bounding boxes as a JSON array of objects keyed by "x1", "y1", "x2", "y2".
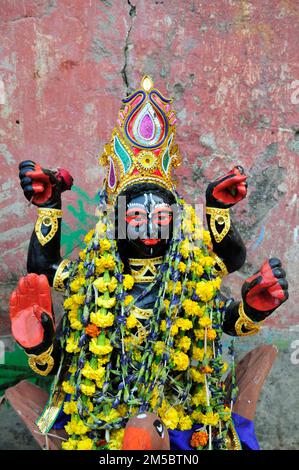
[{"x1": 9, "y1": 76, "x2": 288, "y2": 451}]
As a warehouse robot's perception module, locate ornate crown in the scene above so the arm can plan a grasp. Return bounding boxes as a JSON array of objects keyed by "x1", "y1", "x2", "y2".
[{"x1": 99, "y1": 76, "x2": 182, "y2": 201}]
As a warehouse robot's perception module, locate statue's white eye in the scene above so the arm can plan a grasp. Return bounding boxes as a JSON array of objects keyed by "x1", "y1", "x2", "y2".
[
  {"x1": 136, "y1": 413, "x2": 147, "y2": 419},
  {"x1": 153, "y1": 419, "x2": 164, "y2": 438}
]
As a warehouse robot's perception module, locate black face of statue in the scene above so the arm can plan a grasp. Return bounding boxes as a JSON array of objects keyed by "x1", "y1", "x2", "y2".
[{"x1": 116, "y1": 184, "x2": 176, "y2": 259}]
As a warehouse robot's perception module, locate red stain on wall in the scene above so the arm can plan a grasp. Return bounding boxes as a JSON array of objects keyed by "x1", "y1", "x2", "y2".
[{"x1": 0, "y1": 0, "x2": 298, "y2": 329}]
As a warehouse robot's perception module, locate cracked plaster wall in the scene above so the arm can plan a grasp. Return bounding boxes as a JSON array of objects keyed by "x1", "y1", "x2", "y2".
[{"x1": 0, "y1": 0, "x2": 298, "y2": 449}]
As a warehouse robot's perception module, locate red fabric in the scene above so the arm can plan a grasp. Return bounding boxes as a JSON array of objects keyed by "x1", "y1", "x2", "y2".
[
  {"x1": 9, "y1": 274, "x2": 54, "y2": 349},
  {"x1": 246, "y1": 260, "x2": 285, "y2": 311}
]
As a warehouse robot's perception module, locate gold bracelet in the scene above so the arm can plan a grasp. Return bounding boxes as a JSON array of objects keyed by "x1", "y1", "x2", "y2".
[
  {"x1": 212, "y1": 254, "x2": 229, "y2": 278},
  {"x1": 206, "y1": 207, "x2": 230, "y2": 243},
  {"x1": 235, "y1": 301, "x2": 262, "y2": 337},
  {"x1": 53, "y1": 258, "x2": 71, "y2": 292},
  {"x1": 27, "y1": 344, "x2": 54, "y2": 376},
  {"x1": 35, "y1": 208, "x2": 63, "y2": 246}
]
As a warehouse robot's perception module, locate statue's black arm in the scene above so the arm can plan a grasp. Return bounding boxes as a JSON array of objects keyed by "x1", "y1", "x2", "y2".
[{"x1": 206, "y1": 213, "x2": 246, "y2": 273}]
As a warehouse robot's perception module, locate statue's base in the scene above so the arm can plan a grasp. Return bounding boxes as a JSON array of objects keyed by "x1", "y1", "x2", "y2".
[
  {"x1": 3, "y1": 380, "x2": 67, "y2": 450},
  {"x1": 2, "y1": 344, "x2": 277, "y2": 450}
]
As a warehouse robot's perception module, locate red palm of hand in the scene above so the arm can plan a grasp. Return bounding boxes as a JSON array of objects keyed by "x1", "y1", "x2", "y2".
[{"x1": 9, "y1": 274, "x2": 55, "y2": 350}]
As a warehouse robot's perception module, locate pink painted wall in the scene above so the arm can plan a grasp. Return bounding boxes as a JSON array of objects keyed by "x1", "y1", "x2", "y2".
[{"x1": 1, "y1": 0, "x2": 298, "y2": 331}]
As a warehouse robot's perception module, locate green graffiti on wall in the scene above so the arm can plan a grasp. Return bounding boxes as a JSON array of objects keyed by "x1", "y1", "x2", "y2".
[{"x1": 61, "y1": 185, "x2": 98, "y2": 256}]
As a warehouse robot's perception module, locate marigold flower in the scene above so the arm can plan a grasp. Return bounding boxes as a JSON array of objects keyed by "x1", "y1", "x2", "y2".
[
  {"x1": 97, "y1": 296, "x2": 116, "y2": 309},
  {"x1": 190, "y1": 430, "x2": 208, "y2": 448},
  {"x1": 177, "y1": 336, "x2": 191, "y2": 352},
  {"x1": 170, "y1": 324, "x2": 179, "y2": 336},
  {"x1": 207, "y1": 328, "x2": 217, "y2": 340},
  {"x1": 62, "y1": 381, "x2": 75, "y2": 395},
  {"x1": 190, "y1": 368, "x2": 205, "y2": 383},
  {"x1": 93, "y1": 277, "x2": 107, "y2": 293},
  {"x1": 192, "y1": 346, "x2": 205, "y2": 362},
  {"x1": 65, "y1": 334, "x2": 80, "y2": 354},
  {"x1": 154, "y1": 341, "x2": 165, "y2": 355},
  {"x1": 191, "y1": 389, "x2": 207, "y2": 406},
  {"x1": 172, "y1": 351, "x2": 189, "y2": 371},
  {"x1": 123, "y1": 274, "x2": 134, "y2": 290},
  {"x1": 199, "y1": 317, "x2": 212, "y2": 328},
  {"x1": 84, "y1": 229, "x2": 95, "y2": 245},
  {"x1": 178, "y1": 261, "x2": 187, "y2": 273},
  {"x1": 63, "y1": 401, "x2": 78, "y2": 415},
  {"x1": 108, "y1": 429, "x2": 125, "y2": 450},
  {"x1": 124, "y1": 295, "x2": 134, "y2": 306},
  {"x1": 70, "y1": 277, "x2": 85, "y2": 293},
  {"x1": 62, "y1": 438, "x2": 78, "y2": 450},
  {"x1": 90, "y1": 311, "x2": 114, "y2": 328},
  {"x1": 179, "y1": 239, "x2": 190, "y2": 258},
  {"x1": 190, "y1": 262, "x2": 204, "y2": 277},
  {"x1": 179, "y1": 415, "x2": 193, "y2": 431},
  {"x1": 81, "y1": 381, "x2": 96, "y2": 397},
  {"x1": 196, "y1": 281, "x2": 215, "y2": 302},
  {"x1": 100, "y1": 239, "x2": 111, "y2": 253},
  {"x1": 162, "y1": 407, "x2": 180, "y2": 430},
  {"x1": 126, "y1": 313, "x2": 138, "y2": 329},
  {"x1": 89, "y1": 337, "x2": 113, "y2": 356},
  {"x1": 77, "y1": 437, "x2": 94, "y2": 450},
  {"x1": 176, "y1": 318, "x2": 193, "y2": 331},
  {"x1": 69, "y1": 317, "x2": 83, "y2": 331},
  {"x1": 85, "y1": 323, "x2": 101, "y2": 337}
]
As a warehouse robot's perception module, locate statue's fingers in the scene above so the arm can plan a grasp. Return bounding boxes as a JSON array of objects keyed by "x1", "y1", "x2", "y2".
[
  {"x1": 26, "y1": 165, "x2": 49, "y2": 182},
  {"x1": 41, "y1": 312, "x2": 56, "y2": 338},
  {"x1": 268, "y1": 279, "x2": 288, "y2": 300},
  {"x1": 37, "y1": 275, "x2": 52, "y2": 317},
  {"x1": 245, "y1": 274, "x2": 262, "y2": 292},
  {"x1": 272, "y1": 268, "x2": 286, "y2": 279},
  {"x1": 18, "y1": 276, "x2": 28, "y2": 295},
  {"x1": 20, "y1": 176, "x2": 33, "y2": 189},
  {"x1": 233, "y1": 165, "x2": 246, "y2": 175},
  {"x1": 26, "y1": 273, "x2": 40, "y2": 299},
  {"x1": 19, "y1": 160, "x2": 35, "y2": 170},
  {"x1": 268, "y1": 258, "x2": 281, "y2": 269},
  {"x1": 19, "y1": 165, "x2": 36, "y2": 179},
  {"x1": 9, "y1": 290, "x2": 18, "y2": 320},
  {"x1": 22, "y1": 182, "x2": 45, "y2": 195}
]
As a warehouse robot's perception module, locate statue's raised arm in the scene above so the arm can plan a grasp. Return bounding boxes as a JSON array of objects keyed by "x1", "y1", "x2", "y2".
[
  {"x1": 9, "y1": 161, "x2": 73, "y2": 375},
  {"x1": 205, "y1": 165, "x2": 247, "y2": 276}
]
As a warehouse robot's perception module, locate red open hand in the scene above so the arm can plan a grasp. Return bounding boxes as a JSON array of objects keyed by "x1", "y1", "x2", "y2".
[
  {"x1": 242, "y1": 258, "x2": 288, "y2": 320},
  {"x1": 9, "y1": 273, "x2": 55, "y2": 351},
  {"x1": 206, "y1": 166, "x2": 248, "y2": 208}
]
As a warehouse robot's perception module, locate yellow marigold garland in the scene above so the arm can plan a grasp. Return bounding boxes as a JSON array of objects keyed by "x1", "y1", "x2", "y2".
[{"x1": 56, "y1": 198, "x2": 232, "y2": 450}]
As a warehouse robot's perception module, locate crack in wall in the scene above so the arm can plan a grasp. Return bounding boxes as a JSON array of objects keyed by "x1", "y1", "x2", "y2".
[{"x1": 121, "y1": 1, "x2": 136, "y2": 95}]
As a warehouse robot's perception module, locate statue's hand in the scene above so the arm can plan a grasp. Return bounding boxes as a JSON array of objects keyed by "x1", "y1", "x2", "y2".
[
  {"x1": 19, "y1": 160, "x2": 73, "y2": 207},
  {"x1": 9, "y1": 274, "x2": 55, "y2": 354},
  {"x1": 242, "y1": 258, "x2": 288, "y2": 320},
  {"x1": 206, "y1": 166, "x2": 247, "y2": 208}
]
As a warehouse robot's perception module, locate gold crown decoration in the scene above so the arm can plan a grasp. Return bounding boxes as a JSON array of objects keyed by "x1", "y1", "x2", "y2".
[{"x1": 99, "y1": 76, "x2": 182, "y2": 201}]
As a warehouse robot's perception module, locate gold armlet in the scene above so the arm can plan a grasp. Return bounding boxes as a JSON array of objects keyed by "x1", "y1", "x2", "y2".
[
  {"x1": 212, "y1": 254, "x2": 229, "y2": 278},
  {"x1": 206, "y1": 207, "x2": 230, "y2": 243},
  {"x1": 35, "y1": 208, "x2": 62, "y2": 246},
  {"x1": 53, "y1": 258, "x2": 71, "y2": 292},
  {"x1": 26, "y1": 344, "x2": 54, "y2": 376},
  {"x1": 235, "y1": 301, "x2": 262, "y2": 337}
]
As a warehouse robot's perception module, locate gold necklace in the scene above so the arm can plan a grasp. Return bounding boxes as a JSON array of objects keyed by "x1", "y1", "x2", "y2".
[{"x1": 128, "y1": 256, "x2": 164, "y2": 283}]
